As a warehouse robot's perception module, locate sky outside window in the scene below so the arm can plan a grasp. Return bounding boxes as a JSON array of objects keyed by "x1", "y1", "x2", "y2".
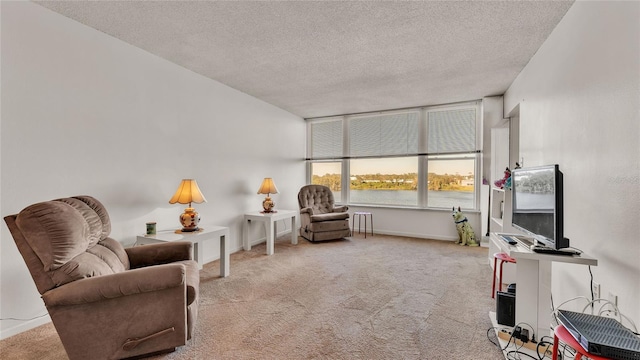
[{"x1": 350, "y1": 157, "x2": 415, "y2": 175}]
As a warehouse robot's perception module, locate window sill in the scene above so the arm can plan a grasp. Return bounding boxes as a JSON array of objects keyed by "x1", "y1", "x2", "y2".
[{"x1": 340, "y1": 203, "x2": 480, "y2": 214}]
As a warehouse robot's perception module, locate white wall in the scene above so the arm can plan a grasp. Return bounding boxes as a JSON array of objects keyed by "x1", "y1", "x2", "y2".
[
  {"x1": 348, "y1": 205, "x2": 467, "y2": 241},
  {"x1": 482, "y1": 96, "x2": 505, "y2": 184},
  {"x1": 0, "y1": 2, "x2": 305, "y2": 338},
  {"x1": 504, "y1": 0, "x2": 639, "y2": 327}
]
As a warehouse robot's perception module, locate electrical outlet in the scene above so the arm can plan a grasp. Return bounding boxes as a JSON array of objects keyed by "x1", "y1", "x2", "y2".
[
  {"x1": 592, "y1": 282, "x2": 601, "y2": 299},
  {"x1": 608, "y1": 292, "x2": 618, "y2": 316}
]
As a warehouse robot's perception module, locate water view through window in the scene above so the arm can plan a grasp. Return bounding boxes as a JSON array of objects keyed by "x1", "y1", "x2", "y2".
[
  {"x1": 427, "y1": 157, "x2": 475, "y2": 209},
  {"x1": 350, "y1": 157, "x2": 418, "y2": 206},
  {"x1": 312, "y1": 157, "x2": 475, "y2": 209},
  {"x1": 311, "y1": 162, "x2": 342, "y2": 203}
]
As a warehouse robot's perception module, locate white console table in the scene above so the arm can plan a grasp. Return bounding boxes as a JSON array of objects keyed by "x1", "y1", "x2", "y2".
[
  {"x1": 243, "y1": 210, "x2": 298, "y2": 255},
  {"x1": 489, "y1": 232, "x2": 597, "y2": 342},
  {"x1": 136, "y1": 225, "x2": 230, "y2": 276}
]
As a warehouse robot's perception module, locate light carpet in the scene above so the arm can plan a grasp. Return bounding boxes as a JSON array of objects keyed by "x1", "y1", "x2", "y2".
[{"x1": 1, "y1": 234, "x2": 503, "y2": 359}]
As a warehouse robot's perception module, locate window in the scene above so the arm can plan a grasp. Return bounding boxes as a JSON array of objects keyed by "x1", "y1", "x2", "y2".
[
  {"x1": 310, "y1": 161, "x2": 342, "y2": 203},
  {"x1": 310, "y1": 118, "x2": 342, "y2": 159},
  {"x1": 350, "y1": 157, "x2": 418, "y2": 206},
  {"x1": 306, "y1": 101, "x2": 480, "y2": 210},
  {"x1": 427, "y1": 107, "x2": 476, "y2": 154},
  {"x1": 427, "y1": 155, "x2": 475, "y2": 209},
  {"x1": 424, "y1": 106, "x2": 478, "y2": 209},
  {"x1": 349, "y1": 111, "x2": 419, "y2": 157}
]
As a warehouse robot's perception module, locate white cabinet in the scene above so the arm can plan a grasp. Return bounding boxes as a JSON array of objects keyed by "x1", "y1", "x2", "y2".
[
  {"x1": 490, "y1": 126, "x2": 511, "y2": 234},
  {"x1": 488, "y1": 188, "x2": 516, "y2": 285},
  {"x1": 490, "y1": 187, "x2": 511, "y2": 233},
  {"x1": 488, "y1": 126, "x2": 514, "y2": 277},
  {"x1": 491, "y1": 127, "x2": 510, "y2": 185}
]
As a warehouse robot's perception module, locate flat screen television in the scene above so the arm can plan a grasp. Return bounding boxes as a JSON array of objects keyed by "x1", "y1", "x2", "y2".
[{"x1": 511, "y1": 164, "x2": 569, "y2": 249}]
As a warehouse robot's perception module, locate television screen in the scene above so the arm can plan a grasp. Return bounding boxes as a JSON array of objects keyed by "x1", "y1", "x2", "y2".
[{"x1": 511, "y1": 164, "x2": 567, "y2": 249}]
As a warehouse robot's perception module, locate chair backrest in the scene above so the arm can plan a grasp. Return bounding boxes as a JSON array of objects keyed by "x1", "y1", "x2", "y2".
[
  {"x1": 298, "y1": 185, "x2": 336, "y2": 214},
  {"x1": 4, "y1": 196, "x2": 130, "y2": 294}
]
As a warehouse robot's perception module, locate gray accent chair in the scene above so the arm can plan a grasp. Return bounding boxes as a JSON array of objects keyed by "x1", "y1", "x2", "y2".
[
  {"x1": 298, "y1": 185, "x2": 350, "y2": 241},
  {"x1": 4, "y1": 196, "x2": 199, "y2": 360}
]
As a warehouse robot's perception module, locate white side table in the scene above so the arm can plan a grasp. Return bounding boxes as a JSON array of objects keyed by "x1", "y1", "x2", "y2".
[
  {"x1": 243, "y1": 210, "x2": 298, "y2": 255},
  {"x1": 136, "y1": 225, "x2": 230, "y2": 276}
]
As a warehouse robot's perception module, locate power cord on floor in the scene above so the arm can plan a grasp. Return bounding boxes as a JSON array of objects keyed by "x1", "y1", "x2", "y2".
[
  {"x1": 488, "y1": 322, "x2": 558, "y2": 360},
  {"x1": 487, "y1": 326, "x2": 518, "y2": 353},
  {"x1": 487, "y1": 327, "x2": 500, "y2": 348},
  {"x1": 589, "y1": 265, "x2": 594, "y2": 309},
  {"x1": 506, "y1": 350, "x2": 538, "y2": 360},
  {"x1": 0, "y1": 313, "x2": 48, "y2": 321},
  {"x1": 535, "y1": 336, "x2": 556, "y2": 360}
]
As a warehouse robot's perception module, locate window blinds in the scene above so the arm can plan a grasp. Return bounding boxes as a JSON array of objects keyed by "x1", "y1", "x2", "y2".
[
  {"x1": 308, "y1": 102, "x2": 478, "y2": 160},
  {"x1": 310, "y1": 119, "x2": 343, "y2": 159},
  {"x1": 349, "y1": 111, "x2": 420, "y2": 157},
  {"x1": 427, "y1": 108, "x2": 477, "y2": 154}
]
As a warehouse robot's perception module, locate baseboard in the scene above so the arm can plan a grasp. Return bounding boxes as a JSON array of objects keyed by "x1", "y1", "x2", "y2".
[
  {"x1": 210, "y1": 227, "x2": 460, "y2": 263},
  {"x1": 0, "y1": 314, "x2": 51, "y2": 340},
  {"x1": 204, "y1": 228, "x2": 297, "y2": 263},
  {"x1": 364, "y1": 229, "x2": 458, "y2": 242},
  {"x1": 246, "y1": 228, "x2": 295, "y2": 248}
]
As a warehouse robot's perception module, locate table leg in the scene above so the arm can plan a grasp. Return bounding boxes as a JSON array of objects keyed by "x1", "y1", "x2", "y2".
[
  {"x1": 194, "y1": 242, "x2": 203, "y2": 270},
  {"x1": 515, "y1": 258, "x2": 552, "y2": 339},
  {"x1": 274, "y1": 220, "x2": 278, "y2": 242},
  {"x1": 364, "y1": 215, "x2": 367, "y2": 238},
  {"x1": 351, "y1": 213, "x2": 355, "y2": 236},
  {"x1": 220, "y1": 233, "x2": 229, "y2": 277},
  {"x1": 552, "y1": 330, "x2": 560, "y2": 360},
  {"x1": 243, "y1": 219, "x2": 251, "y2": 251},
  {"x1": 265, "y1": 221, "x2": 274, "y2": 255},
  {"x1": 290, "y1": 215, "x2": 297, "y2": 245}
]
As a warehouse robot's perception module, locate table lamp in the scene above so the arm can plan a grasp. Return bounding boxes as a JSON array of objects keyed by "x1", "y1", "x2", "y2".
[
  {"x1": 169, "y1": 179, "x2": 207, "y2": 232},
  {"x1": 257, "y1": 177, "x2": 279, "y2": 213}
]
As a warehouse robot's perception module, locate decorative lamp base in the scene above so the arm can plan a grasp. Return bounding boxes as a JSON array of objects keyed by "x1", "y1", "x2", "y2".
[
  {"x1": 262, "y1": 196, "x2": 275, "y2": 213},
  {"x1": 179, "y1": 207, "x2": 201, "y2": 232}
]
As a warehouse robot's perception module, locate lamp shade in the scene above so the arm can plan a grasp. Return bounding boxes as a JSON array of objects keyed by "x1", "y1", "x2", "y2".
[
  {"x1": 257, "y1": 178, "x2": 279, "y2": 195},
  {"x1": 169, "y1": 179, "x2": 207, "y2": 205}
]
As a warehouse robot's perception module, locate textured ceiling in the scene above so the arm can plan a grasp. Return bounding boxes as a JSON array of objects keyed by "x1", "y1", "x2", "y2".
[{"x1": 35, "y1": 1, "x2": 574, "y2": 119}]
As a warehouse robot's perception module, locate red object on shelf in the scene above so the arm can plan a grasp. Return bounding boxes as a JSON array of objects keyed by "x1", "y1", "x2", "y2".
[
  {"x1": 552, "y1": 324, "x2": 611, "y2": 360},
  {"x1": 492, "y1": 252, "x2": 516, "y2": 298}
]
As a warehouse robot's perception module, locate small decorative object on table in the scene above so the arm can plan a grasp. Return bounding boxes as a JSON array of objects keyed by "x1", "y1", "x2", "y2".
[
  {"x1": 494, "y1": 163, "x2": 521, "y2": 190},
  {"x1": 257, "y1": 177, "x2": 279, "y2": 213},
  {"x1": 494, "y1": 167, "x2": 511, "y2": 190},
  {"x1": 145, "y1": 221, "x2": 156, "y2": 235},
  {"x1": 452, "y1": 206, "x2": 479, "y2": 246}
]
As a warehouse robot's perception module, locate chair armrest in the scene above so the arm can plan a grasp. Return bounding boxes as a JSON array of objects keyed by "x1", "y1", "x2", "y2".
[
  {"x1": 300, "y1": 207, "x2": 314, "y2": 215},
  {"x1": 333, "y1": 205, "x2": 349, "y2": 212},
  {"x1": 126, "y1": 241, "x2": 192, "y2": 268},
  {"x1": 42, "y1": 263, "x2": 186, "y2": 307}
]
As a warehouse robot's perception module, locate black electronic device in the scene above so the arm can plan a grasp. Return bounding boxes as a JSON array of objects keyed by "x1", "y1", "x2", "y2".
[
  {"x1": 500, "y1": 234, "x2": 518, "y2": 245},
  {"x1": 511, "y1": 164, "x2": 569, "y2": 250},
  {"x1": 557, "y1": 309, "x2": 640, "y2": 360},
  {"x1": 496, "y1": 291, "x2": 515, "y2": 326},
  {"x1": 531, "y1": 245, "x2": 581, "y2": 256}
]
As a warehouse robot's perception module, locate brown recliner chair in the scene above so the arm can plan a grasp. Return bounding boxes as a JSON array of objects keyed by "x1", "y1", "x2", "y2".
[
  {"x1": 298, "y1": 185, "x2": 350, "y2": 241},
  {"x1": 4, "y1": 196, "x2": 199, "y2": 360}
]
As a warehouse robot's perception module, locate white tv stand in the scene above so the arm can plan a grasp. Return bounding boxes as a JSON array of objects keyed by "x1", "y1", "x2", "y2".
[{"x1": 489, "y1": 232, "x2": 597, "y2": 344}]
